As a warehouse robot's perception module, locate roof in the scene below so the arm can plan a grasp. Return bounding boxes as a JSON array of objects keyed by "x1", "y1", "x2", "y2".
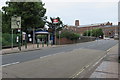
[{"x1": 35, "y1": 31, "x2": 49, "y2": 34}]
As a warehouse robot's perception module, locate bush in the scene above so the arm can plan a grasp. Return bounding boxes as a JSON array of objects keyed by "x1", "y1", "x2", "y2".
[
  {"x1": 57, "y1": 31, "x2": 80, "y2": 40},
  {"x1": 2, "y1": 33, "x2": 18, "y2": 47}
]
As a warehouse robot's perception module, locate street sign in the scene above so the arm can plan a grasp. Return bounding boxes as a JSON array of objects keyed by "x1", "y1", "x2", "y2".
[
  {"x1": 11, "y1": 16, "x2": 21, "y2": 29},
  {"x1": 53, "y1": 19, "x2": 59, "y2": 24}
]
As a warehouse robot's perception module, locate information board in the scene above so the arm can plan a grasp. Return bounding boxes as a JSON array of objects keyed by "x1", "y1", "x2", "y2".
[{"x1": 11, "y1": 16, "x2": 21, "y2": 29}]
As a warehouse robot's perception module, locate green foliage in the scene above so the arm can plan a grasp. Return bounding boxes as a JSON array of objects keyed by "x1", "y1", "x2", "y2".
[
  {"x1": 83, "y1": 30, "x2": 91, "y2": 36},
  {"x1": 2, "y1": 33, "x2": 18, "y2": 47},
  {"x1": 56, "y1": 31, "x2": 80, "y2": 40},
  {"x1": 0, "y1": 10, "x2": 2, "y2": 25},
  {"x1": 83, "y1": 28, "x2": 104, "y2": 37},
  {"x1": 2, "y1": 1, "x2": 46, "y2": 33}
]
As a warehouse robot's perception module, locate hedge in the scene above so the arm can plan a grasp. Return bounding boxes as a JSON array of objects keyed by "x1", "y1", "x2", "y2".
[
  {"x1": 2, "y1": 33, "x2": 19, "y2": 47},
  {"x1": 56, "y1": 31, "x2": 80, "y2": 40}
]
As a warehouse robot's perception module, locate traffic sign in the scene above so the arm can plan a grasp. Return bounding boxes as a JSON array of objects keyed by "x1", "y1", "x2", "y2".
[
  {"x1": 11, "y1": 16, "x2": 21, "y2": 29},
  {"x1": 53, "y1": 19, "x2": 59, "y2": 24}
]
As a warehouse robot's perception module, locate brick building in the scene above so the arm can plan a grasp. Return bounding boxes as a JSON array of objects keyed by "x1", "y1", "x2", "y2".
[
  {"x1": 102, "y1": 25, "x2": 118, "y2": 37},
  {"x1": 64, "y1": 22, "x2": 118, "y2": 37}
]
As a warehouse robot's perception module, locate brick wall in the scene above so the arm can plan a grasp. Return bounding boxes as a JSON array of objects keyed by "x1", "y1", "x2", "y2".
[
  {"x1": 56, "y1": 36, "x2": 96, "y2": 45},
  {"x1": 56, "y1": 38, "x2": 74, "y2": 45}
]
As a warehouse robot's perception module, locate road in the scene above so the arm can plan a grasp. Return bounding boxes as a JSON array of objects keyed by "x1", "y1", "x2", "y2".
[
  {"x1": 2, "y1": 39, "x2": 117, "y2": 65},
  {"x1": 2, "y1": 39, "x2": 118, "y2": 78}
]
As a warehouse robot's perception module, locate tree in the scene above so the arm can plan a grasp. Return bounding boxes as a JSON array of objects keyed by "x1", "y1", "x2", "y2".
[
  {"x1": 0, "y1": 10, "x2": 1, "y2": 22},
  {"x1": 0, "y1": 10, "x2": 2, "y2": 45},
  {"x1": 2, "y1": 1, "x2": 46, "y2": 33},
  {"x1": 83, "y1": 30, "x2": 91, "y2": 36},
  {"x1": 56, "y1": 31, "x2": 80, "y2": 40},
  {"x1": 83, "y1": 28, "x2": 104, "y2": 37}
]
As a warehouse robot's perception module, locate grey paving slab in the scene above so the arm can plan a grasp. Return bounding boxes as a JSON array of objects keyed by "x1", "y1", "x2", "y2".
[{"x1": 90, "y1": 44, "x2": 119, "y2": 78}]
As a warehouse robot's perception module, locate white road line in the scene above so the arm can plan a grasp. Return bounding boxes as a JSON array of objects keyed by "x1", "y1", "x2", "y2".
[
  {"x1": 87, "y1": 44, "x2": 96, "y2": 47},
  {"x1": 107, "y1": 49, "x2": 110, "y2": 52},
  {"x1": 70, "y1": 65, "x2": 90, "y2": 79},
  {"x1": 106, "y1": 46, "x2": 113, "y2": 52},
  {"x1": 40, "y1": 52, "x2": 65, "y2": 59},
  {"x1": 93, "y1": 54, "x2": 106, "y2": 67},
  {"x1": 2, "y1": 62, "x2": 20, "y2": 67},
  {"x1": 72, "y1": 69, "x2": 84, "y2": 78}
]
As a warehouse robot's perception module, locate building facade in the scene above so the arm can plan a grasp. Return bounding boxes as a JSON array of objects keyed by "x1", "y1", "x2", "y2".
[{"x1": 64, "y1": 22, "x2": 118, "y2": 37}]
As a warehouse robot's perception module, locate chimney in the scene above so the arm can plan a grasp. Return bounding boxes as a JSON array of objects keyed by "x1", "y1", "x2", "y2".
[{"x1": 75, "y1": 20, "x2": 79, "y2": 27}]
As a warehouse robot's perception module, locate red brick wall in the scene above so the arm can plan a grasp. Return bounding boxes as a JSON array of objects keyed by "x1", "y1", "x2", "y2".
[
  {"x1": 56, "y1": 36, "x2": 96, "y2": 45},
  {"x1": 56, "y1": 38, "x2": 74, "y2": 45}
]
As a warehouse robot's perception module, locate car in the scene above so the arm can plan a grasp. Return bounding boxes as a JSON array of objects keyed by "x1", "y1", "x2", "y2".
[
  {"x1": 110, "y1": 36, "x2": 114, "y2": 38},
  {"x1": 104, "y1": 37, "x2": 110, "y2": 40}
]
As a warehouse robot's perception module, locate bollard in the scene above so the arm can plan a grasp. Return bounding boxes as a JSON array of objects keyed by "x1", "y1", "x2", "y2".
[
  {"x1": 40, "y1": 41, "x2": 41, "y2": 47},
  {"x1": 42, "y1": 41, "x2": 44, "y2": 47},
  {"x1": 37, "y1": 43, "x2": 39, "y2": 48},
  {"x1": 37, "y1": 39, "x2": 39, "y2": 48},
  {"x1": 18, "y1": 42, "x2": 21, "y2": 51},
  {"x1": 25, "y1": 40, "x2": 27, "y2": 49},
  {"x1": 51, "y1": 41, "x2": 53, "y2": 46},
  {"x1": 47, "y1": 42, "x2": 49, "y2": 46},
  {"x1": 37, "y1": 41, "x2": 39, "y2": 48}
]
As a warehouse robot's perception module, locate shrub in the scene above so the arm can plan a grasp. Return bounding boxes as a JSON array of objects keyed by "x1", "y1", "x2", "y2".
[
  {"x1": 2, "y1": 33, "x2": 18, "y2": 47},
  {"x1": 56, "y1": 31, "x2": 80, "y2": 40}
]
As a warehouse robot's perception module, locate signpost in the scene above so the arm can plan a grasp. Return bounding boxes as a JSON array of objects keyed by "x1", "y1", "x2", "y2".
[
  {"x1": 52, "y1": 18, "x2": 59, "y2": 45},
  {"x1": 59, "y1": 31, "x2": 61, "y2": 45},
  {"x1": 11, "y1": 16, "x2": 21, "y2": 50}
]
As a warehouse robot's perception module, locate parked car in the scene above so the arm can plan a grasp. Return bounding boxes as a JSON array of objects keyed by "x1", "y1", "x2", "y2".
[
  {"x1": 110, "y1": 36, "x2": 114, "y2": 38},
  {"x1": 104, "y1": 37, "x2": 110, "y2": 40}
]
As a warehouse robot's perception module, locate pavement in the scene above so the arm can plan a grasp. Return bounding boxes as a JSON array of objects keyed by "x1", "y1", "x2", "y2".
[
  {"x1": 89, "y1": 44, "x2": 120, "y2": 79},
  {"x1": 1, "y1": 43, "x2": 61, "y2": 55}
]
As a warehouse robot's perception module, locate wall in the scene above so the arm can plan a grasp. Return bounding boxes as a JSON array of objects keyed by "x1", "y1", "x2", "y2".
[{"x1": 56, "y1": 36, "x2": 96, "y2": 45}]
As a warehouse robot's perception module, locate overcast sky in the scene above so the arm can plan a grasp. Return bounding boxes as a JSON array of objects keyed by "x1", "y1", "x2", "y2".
[{"x1": 0, "y1": 0, "x2": 119, "y2": 25}]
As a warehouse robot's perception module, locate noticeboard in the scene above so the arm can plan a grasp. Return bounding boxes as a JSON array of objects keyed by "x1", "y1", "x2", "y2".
[{"x1": 11, "y1": 16, "x2": 21, "y2": 29}]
